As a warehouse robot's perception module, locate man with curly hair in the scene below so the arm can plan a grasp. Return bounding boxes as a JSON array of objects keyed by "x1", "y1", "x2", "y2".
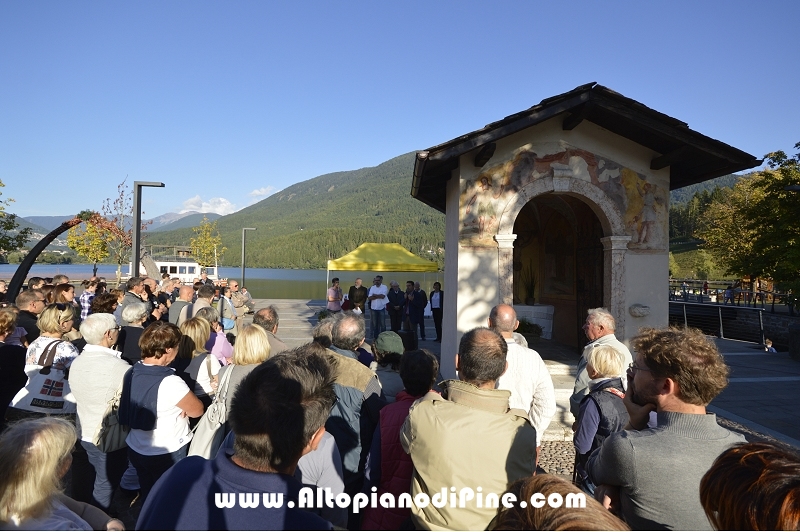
[{"x1": 587, "y1": 327, "x2": 745, "y2": 530}]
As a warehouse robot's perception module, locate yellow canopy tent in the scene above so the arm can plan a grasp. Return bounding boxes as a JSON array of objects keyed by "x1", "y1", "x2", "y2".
[
  {"x1": 326, "y1": 243, "x2": 439, "y2": 288},
  {"x1": 327, "y1": 243, "x2": 439, "y2": 272}
]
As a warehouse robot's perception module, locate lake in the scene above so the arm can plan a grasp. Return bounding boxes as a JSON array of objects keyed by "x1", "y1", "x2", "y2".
[{"x1": 0, "y1": 264, "x2": 444, "y2": 299}]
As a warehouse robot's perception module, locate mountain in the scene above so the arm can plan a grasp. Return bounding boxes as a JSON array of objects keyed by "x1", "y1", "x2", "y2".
[
  {"x1": 148, "y1": 212, "x2": 221, "y2": 232},
  {"x1": 146, "y1": 212, "x2": 191, "y2": 230},
  {"x1": 670, "y1": 173, "x2": 743, "y2": 205},
  {"x1": 12, "y1": 216, "x2": 71, "y2": 251},
  {"x1": 21, "y1": 215, "x2": 75, "y2": 232},
  {"x1": 16, "y1": 217, "x2": 51, "y2": 235},
  {"x1": 144, "y1": 152, "x2": 446, "y2": 269}
]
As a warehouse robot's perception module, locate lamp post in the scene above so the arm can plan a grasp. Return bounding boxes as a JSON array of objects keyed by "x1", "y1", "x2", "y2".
[
  {"x1": 241, "y1": 227, "x2": 256, "y2": 288},
  {"x1": 131, "y1": 181, "x2": 165, "y2": 278}
]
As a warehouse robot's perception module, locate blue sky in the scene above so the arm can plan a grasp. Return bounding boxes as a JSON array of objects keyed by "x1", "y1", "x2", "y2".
[{"x1": 2, "y1": 1, "x2": 798, "y2": 218}]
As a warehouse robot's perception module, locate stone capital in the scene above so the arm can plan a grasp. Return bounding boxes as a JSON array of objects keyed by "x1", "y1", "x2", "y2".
[
  {"x1": 494, "y1": 234, "x2": 518, "y2": 249},
  {"x1": 601, "y1": 235, "x2": 632, "y2": 251}
]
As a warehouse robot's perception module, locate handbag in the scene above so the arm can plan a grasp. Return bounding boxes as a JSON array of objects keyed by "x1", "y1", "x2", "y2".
[
  {"x1": 10, "y1": 340, "x2": 77, "y2": 415},
  {"x1": 92, "y1": 384, "x2": 130, "y2": 453},
  {"x1": 188, "y1": 362, "x2": 234, "y2": 459}
]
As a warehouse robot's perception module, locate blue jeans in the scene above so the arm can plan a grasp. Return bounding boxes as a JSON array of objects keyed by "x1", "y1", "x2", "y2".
[
  {"x1": 370, "y1": 308, "x2": 386, "y2": 339},
  {"x1": 81, "y1": 440, "x2": 128, "y2": 511}
]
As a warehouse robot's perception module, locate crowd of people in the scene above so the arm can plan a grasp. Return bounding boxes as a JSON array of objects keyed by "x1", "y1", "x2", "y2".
[
  {"x1": 327, "y1": 277, "x2": 444, "y2": 344},
  {"x1": 1, "y1": 274, "x2": 799, "y2": 530}
]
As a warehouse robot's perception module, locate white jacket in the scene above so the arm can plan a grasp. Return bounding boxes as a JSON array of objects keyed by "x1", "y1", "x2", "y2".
[{"x1": 496, "y1": 338, "x2": 557, "y2": 445}]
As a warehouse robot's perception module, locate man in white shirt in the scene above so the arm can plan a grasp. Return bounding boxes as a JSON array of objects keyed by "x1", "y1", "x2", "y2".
[
  {"x1": 367, "y1": 275, "x2": 389, "y2": 341},
  {"x1": 489, "y1": 304, "x2": 556, "y2": 454}
]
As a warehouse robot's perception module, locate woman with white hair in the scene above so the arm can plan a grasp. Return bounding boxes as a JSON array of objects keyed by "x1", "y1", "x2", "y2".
[
  {"x1": 118, "y1": 302, "x2": 149, "y2": 365},
  {"x1": 69, "y1": 313, "x2": 130, "y2": 513},
  {"x1": 0, "y1": 417, "x2": 123, "y2": 530}
]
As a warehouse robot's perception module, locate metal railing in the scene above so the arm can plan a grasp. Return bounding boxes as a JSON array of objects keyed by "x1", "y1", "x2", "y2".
[
  {"x1": 669, "y1": 283, "x2": 797, "y2": 316},
  {"x1": 668, "y1": 301, "x2": 765, "y2": 345}
]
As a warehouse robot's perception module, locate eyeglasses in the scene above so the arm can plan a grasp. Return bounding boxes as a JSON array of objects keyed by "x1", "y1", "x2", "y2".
[
  {"x1": 108, "y1": 325, "x2": 122, "y2": 333},
  {"x1": 628, "y1": 362, "x2": 653, "y2": 374}
]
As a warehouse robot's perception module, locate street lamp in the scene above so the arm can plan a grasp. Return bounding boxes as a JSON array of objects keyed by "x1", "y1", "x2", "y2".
[
  {"x1": 131, "y1": 181, "x2": 165, "y2": 278},
  {"x1": 241, "y1": 227, "x2": 256, "y2": 288}
]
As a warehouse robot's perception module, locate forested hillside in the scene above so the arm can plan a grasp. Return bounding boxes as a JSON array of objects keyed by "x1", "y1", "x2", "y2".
[
  {"x1": 669, "y1": 174, "x2": 740, "y2": 205},
  {"x1": 144, "y1": 152, "x2": 446, "y2": 269},
  {"x1": 668, "y1": 173, "x2": 747, "y2": 280}
]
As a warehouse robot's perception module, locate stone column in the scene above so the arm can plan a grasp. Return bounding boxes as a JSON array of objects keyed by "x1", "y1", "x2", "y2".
[
  {"x1": 494, "y1": 234, "x2": 517, "y2": 305},
  {"x1": 601, "y1": 235, "x2": 631, "y2": 339}
]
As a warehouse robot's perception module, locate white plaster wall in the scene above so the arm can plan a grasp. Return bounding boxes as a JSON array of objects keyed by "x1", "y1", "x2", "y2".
[
  {"x1": 623, "y1": 251, "x2": 670, "y2": 336},
  {"x1": 441, "y1": 114, "x2": 673, "y2": 357},
  {"x1": 441, "y1": 167, "x2": 462, "y2": 379}
]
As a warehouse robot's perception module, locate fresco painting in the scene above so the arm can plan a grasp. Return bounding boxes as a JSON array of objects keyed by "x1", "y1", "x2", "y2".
[{"x1": 459, "y1": 144, "x2": 666, "y2": 249}]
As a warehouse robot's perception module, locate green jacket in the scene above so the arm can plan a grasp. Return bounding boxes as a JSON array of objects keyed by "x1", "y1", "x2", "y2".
[{"x1": 400, "y1": 380, "x2": 537, "y2": 531}]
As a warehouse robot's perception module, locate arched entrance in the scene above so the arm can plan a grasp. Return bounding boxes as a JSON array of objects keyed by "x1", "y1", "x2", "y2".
[
  {"x1": 496, "y1": 175, "x2": 630, "y2": 345},
  {"x1": 511, "y1": 195, "x2": 604, "y2": 346}
]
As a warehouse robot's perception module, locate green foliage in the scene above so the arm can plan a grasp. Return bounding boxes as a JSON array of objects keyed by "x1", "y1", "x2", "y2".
[
  {"x1": 190, "y1": 215, "x2": 226, "y2": 268},
  {"x1": 669, "y1": 241, "x2": 730, "y2": 280},
  {"x1": 0, "y1": 179, "x2": 33, "y2": 254},
  {"x1": 696, "y1": 143, "x2": 800, "y2": 293},
  {"x1": 740, "y1": 144, "x2": 800, "y2": 293},
  {"x1": 668, "y1": 251, "x2": 678, "y2": 277},
  {"x1": 37, "y1": 252, "x2": 72, "y2": 264},
  {"x1": 6, "y1": 251, "x2": 25, "y2": 263},
  {"x1": 67, "y1": 221, "x2": 110, "y2": 276},
  {"x1": 669, "y1": 174, "x2": 740, "y2": 205},
  {"x1": 146, "y1": 152, "x2": 446, "y2": 269},
  {"x1": 669, "y1": 187, "x2": 729, "y2": 240}
]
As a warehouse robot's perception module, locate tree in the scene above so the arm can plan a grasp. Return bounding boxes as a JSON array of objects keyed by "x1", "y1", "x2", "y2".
[
  {"x1": 740, "y1": 143, "x2": 800, "y2": 295},
  {"x1": 66, "y1": 210, "x2": 110, "y2": 276},
  {"x1": 190, "y1": 215, "x2": 226, "y2": 269},
  {"x1": 699, "y1": 143, "x2": 800, "y2": 295},
  {"x1": 668, "y1": 252, "x2": 679, "y2": 277},
  {"x1": 0, "y1": 179, "x2": 32, "y2": 255},
  {"x1": 102, "y1": 180, "x2": 136, "y2": 284},
  {"x1": 697, "y1": 176, "x2": 763, "y2": 278}
]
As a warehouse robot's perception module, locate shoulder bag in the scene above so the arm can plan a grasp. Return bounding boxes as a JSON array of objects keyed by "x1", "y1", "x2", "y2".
[
  {"x1": 92, "y1": 383, "x2": 130, "y2": 453},
  {"x1": 10, "y1": 340, "x2": 77, "y2": 414},
  {"x1": 188, "y1": 363, "x2": 234, "y2": 459}
]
